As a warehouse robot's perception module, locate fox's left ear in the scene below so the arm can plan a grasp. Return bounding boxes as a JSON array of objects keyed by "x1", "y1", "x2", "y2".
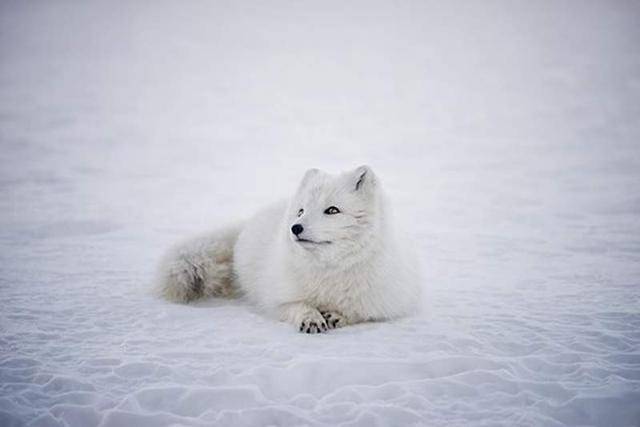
[{"x1": 352, "y1": 165, "x2": 376, "y2": 192}]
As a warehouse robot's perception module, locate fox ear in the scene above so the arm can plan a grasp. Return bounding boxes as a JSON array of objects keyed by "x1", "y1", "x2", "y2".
[
  {"x1": 353, "y1": 165, "x2": 375, "y2": 192},
  {"x1": 300, "y1": 168, "x2": 320, "y2": 186}
]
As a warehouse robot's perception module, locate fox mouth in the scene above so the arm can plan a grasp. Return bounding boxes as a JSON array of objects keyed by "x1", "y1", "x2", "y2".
[{"x1": 295, "y1": 237, "x2": 331, "y2": 245}]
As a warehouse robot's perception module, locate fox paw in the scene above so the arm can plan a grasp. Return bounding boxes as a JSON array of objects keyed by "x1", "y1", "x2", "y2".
[
  {"x1": 321, "y1": 311, "x2": 345, "y2": 329},
  {"x1": 299, "y1": 317, "x2": 328, "y2": 334}
]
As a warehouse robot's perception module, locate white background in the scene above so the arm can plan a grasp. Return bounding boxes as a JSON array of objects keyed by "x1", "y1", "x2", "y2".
[{"x1": 1, "y1": 1, "x2": 639, "y2": 426}]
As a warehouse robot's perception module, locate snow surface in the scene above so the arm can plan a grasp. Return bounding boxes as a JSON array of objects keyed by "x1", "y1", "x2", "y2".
[{"x1": 1, "y1": 1, "x2": 640, "y2": 426}]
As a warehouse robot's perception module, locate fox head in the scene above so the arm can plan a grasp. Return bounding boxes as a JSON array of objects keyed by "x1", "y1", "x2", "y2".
[{"x1": 287, "y1": 165, "x2": 383, "y2": 266}]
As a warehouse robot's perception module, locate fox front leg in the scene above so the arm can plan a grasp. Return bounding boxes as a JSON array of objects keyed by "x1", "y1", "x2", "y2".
[
  {"x1": 278, "y1": 302, "x2": 328, "y2": 334},
  {"x1": 320, "y1": 311, "x2": 346, "y2": 329}
]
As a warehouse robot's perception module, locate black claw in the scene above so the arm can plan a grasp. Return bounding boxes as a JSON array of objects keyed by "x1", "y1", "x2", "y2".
[{"x1": 300, "y1": 318, "x2": 332, "y2": 334}]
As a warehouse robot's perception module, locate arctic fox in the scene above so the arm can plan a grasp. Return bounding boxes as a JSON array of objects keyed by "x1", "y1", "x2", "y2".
[{"x1": 157, "y1": 165, "x2": 422, "y2": 333}]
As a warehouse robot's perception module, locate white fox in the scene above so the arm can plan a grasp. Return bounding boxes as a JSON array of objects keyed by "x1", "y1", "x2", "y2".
[{"x1": 157, "y1": 165, "x2": 423, "y2": 333}]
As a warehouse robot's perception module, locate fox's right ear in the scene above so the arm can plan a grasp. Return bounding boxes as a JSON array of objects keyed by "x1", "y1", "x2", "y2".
[{"x1": 300, "y1": 168, "x2": 320, "y2": 186}]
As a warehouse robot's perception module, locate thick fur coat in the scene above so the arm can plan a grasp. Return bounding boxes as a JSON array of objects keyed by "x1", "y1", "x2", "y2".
[{"x1": 157, "y1": 165, "x2": 422, "y2": 333}]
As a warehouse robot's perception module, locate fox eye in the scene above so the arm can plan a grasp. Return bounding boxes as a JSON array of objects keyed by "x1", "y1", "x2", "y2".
[
  {"x1": 324, "y1": 206, "x2": 340, "y2": 215},
  {"x1": 297, "y1": 208, "x2": 304, "y2": 217}
]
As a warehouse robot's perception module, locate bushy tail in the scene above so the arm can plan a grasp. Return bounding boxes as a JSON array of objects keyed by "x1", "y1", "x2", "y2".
[{"x1": 156, "y1": 223, "x2": 243, "y2": 303}]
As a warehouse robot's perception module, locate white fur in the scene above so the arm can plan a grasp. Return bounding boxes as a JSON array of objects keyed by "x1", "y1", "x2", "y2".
[{"x1": 157, "y1": 165, "x2": 423, "y2": 333}]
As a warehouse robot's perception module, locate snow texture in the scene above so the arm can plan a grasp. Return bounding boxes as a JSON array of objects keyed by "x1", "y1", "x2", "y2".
[{"x1": 1, "y1": 1, "x2": 639, "y2": 426}]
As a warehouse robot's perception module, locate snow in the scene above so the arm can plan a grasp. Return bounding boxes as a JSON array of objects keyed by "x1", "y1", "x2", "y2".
[{"x1": 1, "y1": 0, "x2": 639, "y2": 426}]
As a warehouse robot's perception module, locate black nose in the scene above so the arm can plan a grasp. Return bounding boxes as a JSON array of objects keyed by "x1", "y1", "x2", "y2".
[{"x1": 291, "y1": 224, "x2": 304, "y2": 236}]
